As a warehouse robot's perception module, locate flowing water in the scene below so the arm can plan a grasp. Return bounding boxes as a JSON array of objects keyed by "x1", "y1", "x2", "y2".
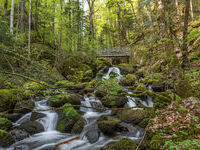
[{"x1": 2, "y1": 66, "x2": 153, "y2": 150}]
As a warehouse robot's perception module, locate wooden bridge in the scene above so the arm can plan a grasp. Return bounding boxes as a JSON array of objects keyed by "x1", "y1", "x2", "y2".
[
  {"x1": 97, "y1": 47, "x2": 131, "y2": 58},
  {"x1": 97, "y1": 47, "x2": 132, "y2": 64}
]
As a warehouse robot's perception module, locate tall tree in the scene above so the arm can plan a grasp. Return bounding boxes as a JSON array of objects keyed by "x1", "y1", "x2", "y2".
[
  {"x1": 20, "y1": 0, "x2": 26, "y2": 34},
  {"x1": 190, "y1": 0, "x2": 194, "y2": 21},
  {"x1": 28, "y1": 0, "x2": 32, "y2": 60},
  {"x1": 86, "y1": 0, "x2": 96, "y2": 42},
  {"x1": 182, "y1": 0, "x2": 190, "y2": 68},
  {"x1": 10, "y1": 0, "x2": 15, "y2": 34}
]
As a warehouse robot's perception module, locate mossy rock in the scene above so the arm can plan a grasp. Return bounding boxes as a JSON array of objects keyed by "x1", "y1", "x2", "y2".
[
  {"x1": 102, "y1": 138, "x2": 136, "y2": 150},
  {"x1": 101, "y1": 95, "x2": 127, "y2": 108},
  {"x1": 0, "y1": 89, "x2": 20, "y2": 112},
  {"x1": 117, "y1": 109, "x2": 147, "y2": 124},
  {"x1": 98, "y1": 120, "x2": 118, "y2": 135},
  {"x1": 0, "y1": 117, "x2": 12, "y2": 131},
  {"x1": 14, "y1": 100, "x2": 35, "y2": 114},
  {"x1": 95, "y1": 79, "x2": 124, "y2": 97},
  {"x1": 0, "y1": 129, "x2": 15, "y2": 147},
  {"x1": 20, "y1": 120, "x2": 44, "y2": 135},
  {"x1": 95, "y1": 79, "x2": 127, "y2": 108},
  {"x1": 120, "y1": 74, "x2": 137, "y2": 86},
  {"x1": 56, "y1": 104, "x2": 84, "y2": 134},
  {"x1": 48, "y1": 94, "x2": 81, "y2": 108}
]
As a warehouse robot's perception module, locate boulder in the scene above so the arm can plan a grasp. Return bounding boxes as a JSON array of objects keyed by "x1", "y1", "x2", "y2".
[
  {"x1": 10, "y1": 128, "x2": 29, "y2": 141},
  {"x1": 20, "y1": 120, "x2": 44, "y2": 135},
  {"x1": 0, "y1": 129, "x2": 15, "y2": 147},
  {"x1": 86, "y1": 128, "x2": 100, "y2": 144},
  {"x1": 101, "y1": 96, "x2": 127, "y2": 108},
  {"x1": 0, "y1": 117, "x2": 13, "y2": 131},
  {"x1": 14, "y1": 100, "x2": 35, "y2": 114},
  {"x1": 56, "y1": 104, "x2": 84, "y2": 134},
  {"x1": 0, "y1": 89, "x2": 18, "y2": 112},
  {"x1": 30, "y1": 112, "x2": 46, "y2": 121},
  {"x1": 98, "y1": 120, "x2": 118, "y2": 135},
  {"x1": 117, "y1": 109, "x2": 147, "y2": 124}
]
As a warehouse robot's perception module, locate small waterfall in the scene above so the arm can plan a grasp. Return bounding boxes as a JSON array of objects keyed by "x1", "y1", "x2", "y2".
[
  {"x1": 102, "y1": 67, "x2": 122, "y2": 81},
  {"x1": 35, "y1": 99, "x2": 58, "y2": 131},
  {"x1": 138, "y1": 85, "x2": 154, "y2": 107},
  {"x1": 8, "y1": 98, "x2": 66, "y2": 150},
  {"x1": 14, "y1": 113, "x2": 31, "y2": 126}
]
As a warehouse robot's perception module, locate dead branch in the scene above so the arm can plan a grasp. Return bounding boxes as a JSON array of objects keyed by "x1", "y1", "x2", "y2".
[
  {"x1": 55, "y1": 136, "x2": 80, "y2": 147},
  {"x1": 0, "y1": 71, "x2": 86, "y2": 90}
]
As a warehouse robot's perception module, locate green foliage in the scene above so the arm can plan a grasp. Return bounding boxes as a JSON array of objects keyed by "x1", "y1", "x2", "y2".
[
  {"x1": 135, "y1": 82, "x2": 146, "y2": 91},
  {"x1": 0, "y1": 89, "x2": 20, "y2": 112},
  {"x1": 120, "y1": 74, "x2": 137, "y2": 86},
  {"x1": 63, "y1": 104, "x2": 78, "y2": 118},
  {"x1": 54, "y1": 80, "x2": 75, "y2": 86},
  {"x1": 58, "y1": 57, "x2": 93, "y2": 82},
  {"x1": 144, "y1": 73, "x2": 162, "y2": 84},
  {"x1": 177, "y1": 107, "x2": 187, "y2": 114},
  {"x1": 48, "y1": 93, "x2": 80, "y2": 108},
  {"x1": 163, "y1": 140, "x2": 200, "y2": 150},
  {"x1": 97, "y1": 79, "x2": 123, "y2": 96},
  {"x1": 0, "y1": 21, "x2": 13, "y2": 46}
]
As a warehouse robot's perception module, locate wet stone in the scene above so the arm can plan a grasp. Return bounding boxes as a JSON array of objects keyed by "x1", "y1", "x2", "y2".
[
  {"x1": 10, "y1": 129, "x2": 29, "y2": 141},
  {"x1": 30, "y1": 112, "x2": 46, "y2": 121},
  {"x1": 86, "y1": 129, "x2": 100, "y2": 144},
  {"x1": 14, "y1": 145, "x2": 29, "y2": 150}
]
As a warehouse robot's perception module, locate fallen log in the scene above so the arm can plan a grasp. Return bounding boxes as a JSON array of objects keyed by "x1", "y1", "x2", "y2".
[
  {"x1": 55, "y1": 136, "x2": 80, "y2": 147},
  {"x1": 0, "y1": 71, "x2": 86, "y2": 90}
]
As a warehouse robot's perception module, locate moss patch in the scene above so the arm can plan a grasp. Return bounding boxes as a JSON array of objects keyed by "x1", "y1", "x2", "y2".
[
  {"x1": 102, "y1": 138, "x2": 136, "y2": 150},
  {"x1": 98, "y1": 120, "x2": 118, "y2": 135},
  {"x1": 0, "y1": 118, "x2": 12, "y2": 131},
  {"x1": 48, "y1": 93, "x2": 80, "y2": 108}
]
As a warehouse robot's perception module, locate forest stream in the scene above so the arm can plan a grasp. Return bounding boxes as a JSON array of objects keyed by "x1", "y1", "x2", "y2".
[{"x1": 1, "y1": 67, "x2": 154, "y2": 150}]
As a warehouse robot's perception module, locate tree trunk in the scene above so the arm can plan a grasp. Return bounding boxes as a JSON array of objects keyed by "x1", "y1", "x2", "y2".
[
  {"x1": 175, "y1": 0, "x2": 180, "y2": 16},
  {"x1": 190, "y1": 0, "x2": 194, "y2": 21},
  {"x1": 146, "y1": 1, "x2": 154, "y2": 32},
  {"x1": 28, "y1": 0, "x2": 32, "y2": 61},
  {"x1": 10, "y1": 0, "x2": 15, "y2": 34},
  {"x1": 182, "y1": 0, "x2": 190, "y2": 68},
  {"x1": 4, "y1": 0, "x2": 8, "y2": 19},
  {"x1": 87, "y1": 0, "x2": 95, "y2": 42},
  {"x1": 20, "y1": 0, "x2": 25, "y2": 34},
  {"x1": 34, "y1": 0, "x2": 38, "y2": 32}
]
